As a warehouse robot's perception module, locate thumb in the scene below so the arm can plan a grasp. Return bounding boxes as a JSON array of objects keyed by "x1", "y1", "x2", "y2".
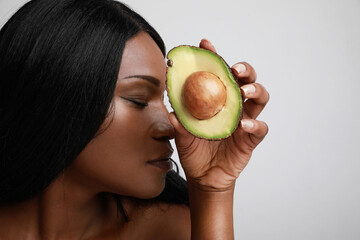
[{"x1": 169, "y1": 112, "x2": 195, "y2": 150}]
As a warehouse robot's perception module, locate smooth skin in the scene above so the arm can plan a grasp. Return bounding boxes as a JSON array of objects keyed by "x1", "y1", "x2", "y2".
[{"x1": 0, "y1": 32, "x2": 269, "y2": 240}]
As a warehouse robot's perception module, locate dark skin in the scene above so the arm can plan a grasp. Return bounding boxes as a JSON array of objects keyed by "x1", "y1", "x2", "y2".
[
  {"x1": 172, "y1": 40, "x2": 269, "y2": 239},
  {"x1": 0, "y1": 32, "x2": 268, "y2": 239}
]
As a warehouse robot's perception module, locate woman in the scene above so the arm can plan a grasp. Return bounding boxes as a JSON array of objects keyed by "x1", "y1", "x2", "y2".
[{"x1": 0, "y1": 0, "x2": 269, "y2": 239}]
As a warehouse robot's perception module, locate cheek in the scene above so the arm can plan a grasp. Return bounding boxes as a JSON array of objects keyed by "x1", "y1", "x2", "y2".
[{"x1": 70, "y1": 99, "x2": 163, "y2": 197}]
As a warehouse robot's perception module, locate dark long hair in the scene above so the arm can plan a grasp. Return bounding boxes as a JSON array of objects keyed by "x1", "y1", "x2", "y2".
[{"x1": 0, "y1": 0, "x2": 188, "y2": 206}]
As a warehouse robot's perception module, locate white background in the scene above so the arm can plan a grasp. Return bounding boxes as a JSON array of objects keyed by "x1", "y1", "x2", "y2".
[{"x1": 1, "y1": 0, "x2": 360, "y2": 239}]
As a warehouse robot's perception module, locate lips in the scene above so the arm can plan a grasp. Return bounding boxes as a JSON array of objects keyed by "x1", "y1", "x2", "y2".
[{"x1": 147, "y1": 150, "x2": 174, "y2": 171}]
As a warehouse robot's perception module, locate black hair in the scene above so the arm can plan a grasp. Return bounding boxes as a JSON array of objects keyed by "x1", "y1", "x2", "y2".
[{"x1": 0, "y1": 0, "x2": 188, "y2": 208}]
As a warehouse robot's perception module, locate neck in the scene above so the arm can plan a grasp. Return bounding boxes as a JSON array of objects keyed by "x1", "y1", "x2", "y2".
[{"x1": 0, "y1": 171, "x2": 123, "y2": 240}]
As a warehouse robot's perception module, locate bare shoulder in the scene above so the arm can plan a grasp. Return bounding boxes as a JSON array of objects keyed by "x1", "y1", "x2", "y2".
[{"x1": 143, "y1": 203, "x2": 191, "y2": 240}]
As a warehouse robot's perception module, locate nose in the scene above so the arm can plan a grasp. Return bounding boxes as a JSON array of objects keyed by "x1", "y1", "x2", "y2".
[
  {"x1": 151, "y1": 102, "x2": 175, "y2": 141},
  {"x1": 152, "y1": 121, "x2": 175, "y2": 141}
]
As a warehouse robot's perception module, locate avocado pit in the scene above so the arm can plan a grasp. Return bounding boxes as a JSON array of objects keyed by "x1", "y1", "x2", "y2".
[{"x1": 182, "y1": 71, "x2": 227, "y2": 120}]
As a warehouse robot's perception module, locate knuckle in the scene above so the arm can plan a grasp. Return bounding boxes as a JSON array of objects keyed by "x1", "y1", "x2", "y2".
[
  {"x1": 263, "y1": 122, "x2": 269, "y2": 135},
  {"x1": 262, "y1": 90, "x2": 270, "y2": 105},
  {"x1": 243, "y1": 62, "x2": 257, "y2": 79},
  {"x1": 254, "y1": 83, "x2": 270, "y2": 105},
  {"x1": 252, "y1": 120, "x2": 268, "y2": 141},
  {"x1": 266, "y1": 91, "x2": 270, "y2": 104}
]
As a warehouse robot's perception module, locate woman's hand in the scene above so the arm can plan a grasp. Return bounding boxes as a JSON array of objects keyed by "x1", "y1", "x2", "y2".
[{"x1": 169, "y1": 39, "x2": 269, "y2": 192}]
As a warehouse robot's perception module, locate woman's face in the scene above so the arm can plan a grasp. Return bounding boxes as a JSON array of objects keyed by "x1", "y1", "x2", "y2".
[{"x1": 69, "y1": 32, "x2": 175, "y2": 199}]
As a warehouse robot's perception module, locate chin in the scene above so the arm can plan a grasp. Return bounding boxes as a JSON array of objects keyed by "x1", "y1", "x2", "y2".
[
  {"x1": 138, "y1": 183, "x2": 166, "y2": 199},
  {"x1": 111, "y1": 175, "x2": 167, "y2": 200},
  {"x1": 138, "y1": 171, "x2": 169, "y2": 199}
]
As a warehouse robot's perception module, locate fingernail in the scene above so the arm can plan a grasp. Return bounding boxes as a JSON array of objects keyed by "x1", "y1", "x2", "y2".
[
  {"x1": 241, "y1": 119, "x2": 254, "y2": 130},
  {"x1": 241, "y1": 84, "x2": 256, "y2": 96},
  {"x1": 233, "y1": 63, "x2": 246, "y2": 74}
]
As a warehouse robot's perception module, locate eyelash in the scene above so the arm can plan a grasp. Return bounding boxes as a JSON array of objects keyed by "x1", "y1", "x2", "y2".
[{"x1": 121, "y1": 97, "x2": 148, "y2": 107}]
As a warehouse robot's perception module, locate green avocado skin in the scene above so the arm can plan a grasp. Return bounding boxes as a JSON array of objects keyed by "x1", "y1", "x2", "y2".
[{"x1": 166, "y1": 45, "x2": 243, "y2": 140}]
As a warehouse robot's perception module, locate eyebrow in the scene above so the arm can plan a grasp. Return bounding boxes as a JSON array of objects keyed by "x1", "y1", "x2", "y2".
[{"x1": 124, "y1": 75, "x2": 161, "y2": 87}]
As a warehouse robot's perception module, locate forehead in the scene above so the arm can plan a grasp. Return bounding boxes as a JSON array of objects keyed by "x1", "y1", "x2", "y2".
[{"x1": 118, "y1": 32, "x2": 166, "y2": 83}]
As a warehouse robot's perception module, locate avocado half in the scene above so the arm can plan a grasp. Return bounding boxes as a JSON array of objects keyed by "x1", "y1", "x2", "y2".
[{"x1": 166, "y1": 45, "x2": 243, "y2": 140}]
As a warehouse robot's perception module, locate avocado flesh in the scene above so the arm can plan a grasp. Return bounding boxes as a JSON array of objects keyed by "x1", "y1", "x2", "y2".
[{"x1": 166, "y1": 46, "x2": 242, "y2": 140}]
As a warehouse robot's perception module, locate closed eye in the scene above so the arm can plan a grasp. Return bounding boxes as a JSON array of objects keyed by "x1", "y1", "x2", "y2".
[{"x1": 120, "y1": 97, "x2": 148, "y2": 107}]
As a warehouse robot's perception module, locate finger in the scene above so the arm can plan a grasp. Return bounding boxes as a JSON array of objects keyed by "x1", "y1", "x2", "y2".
[
  {"x1": 169, "y1": 112, "x2": 188, "y2": 135},
  {"x1": 169, "y1": 112, "x2": 195, "y2": 148},
  {"x1": 240, "y1": 83, "x2": 270, "y2": 119},
  {"x1": 231, "y1": 62, "x2": 257, "y2": 84},
  {"x1": 240, "y1": 119, "x2": 269, "y2": 146},
  {"x1": 199, "y1": 38, "x2": 216, "y2": 53}
]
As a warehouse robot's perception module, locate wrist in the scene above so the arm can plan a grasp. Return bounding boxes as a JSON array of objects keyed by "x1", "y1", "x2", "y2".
[
  {"x1": 186, "y1": 177, "x2": 236, "y2": 194},
  {"x1": 187, "y1": 178, "x2": 235, "y2": 240}
]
